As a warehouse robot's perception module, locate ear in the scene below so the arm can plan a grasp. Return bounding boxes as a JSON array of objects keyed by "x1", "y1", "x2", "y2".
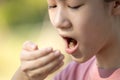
[{"x1": 112, "y1": 0, "x2": 120, "y2": 15}]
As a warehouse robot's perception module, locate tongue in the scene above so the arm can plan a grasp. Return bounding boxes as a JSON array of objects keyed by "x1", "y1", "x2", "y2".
[{"x1": 66, "y1": 39, "x2": 78, "y2": 54}]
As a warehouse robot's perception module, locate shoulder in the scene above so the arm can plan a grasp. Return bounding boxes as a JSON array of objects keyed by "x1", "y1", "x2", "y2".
[{"x1": 53, "y1": 57, "x2": 96, "y2": 80}]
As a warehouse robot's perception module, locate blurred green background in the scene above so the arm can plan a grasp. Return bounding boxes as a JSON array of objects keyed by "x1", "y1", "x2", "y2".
[{"x1": 0, "y1": 0, "x2": 70, "y2": 80}]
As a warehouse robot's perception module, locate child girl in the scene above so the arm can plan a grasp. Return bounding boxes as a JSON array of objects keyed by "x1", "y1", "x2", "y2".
[{"x1": 12, "y1": 0, "x2": 120, "y2": 80}]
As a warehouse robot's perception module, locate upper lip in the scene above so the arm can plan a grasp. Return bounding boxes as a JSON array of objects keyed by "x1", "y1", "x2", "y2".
[
  {"x1": 59, "y1": 33, "x2": 78, "y2": 45},
  {"x1": 59, "y1": 33, "x2": 75, "y2": 40}
]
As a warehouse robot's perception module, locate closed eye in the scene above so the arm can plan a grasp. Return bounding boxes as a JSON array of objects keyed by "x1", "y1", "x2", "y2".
[
  {"x1": 48, "y1": 5, "x2": 57, "y2": 9},
  {"x1": 68, "y1": 4, "x2": 84, "y2": 9}
]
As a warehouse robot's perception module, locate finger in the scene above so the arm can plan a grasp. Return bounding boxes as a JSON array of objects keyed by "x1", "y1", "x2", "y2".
[
  {"x1": 20, "y1": 47, "x2": 53, "y2": 61},
  {"x1": 47, "y1": 55, "x2": 64, "y2": 74},
  {"x1": 49, "y1": 61, "x2": 64, "y2": 74},
  {"x1": 26, "y1": 56, "x2": 64, "y2": 79},
  {"x1": 23, "y1": 41, "x2": 38, "y2": 51},
  {"x1": 21, "y1": 51, "x2": 64, "y2": 71}
]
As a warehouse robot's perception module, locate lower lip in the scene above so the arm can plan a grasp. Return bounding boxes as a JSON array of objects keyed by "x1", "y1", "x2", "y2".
[{"x1": 65, "y1": 43, "x2": 79, "y2": 54}]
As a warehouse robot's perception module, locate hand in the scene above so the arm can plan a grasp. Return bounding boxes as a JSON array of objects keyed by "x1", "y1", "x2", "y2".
[{"x1": 20, "y1": 41, "x2": 64, "y2": 80}]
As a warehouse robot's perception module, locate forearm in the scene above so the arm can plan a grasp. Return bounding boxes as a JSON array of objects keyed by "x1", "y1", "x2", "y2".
[{"x1": 11, "y1": 67, "x2": 29, "y2": 80}]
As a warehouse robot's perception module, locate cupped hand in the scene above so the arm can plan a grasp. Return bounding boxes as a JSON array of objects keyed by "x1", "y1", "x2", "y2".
[{"x1": 20, "y1": 41, "x2": 64, "y2": 80}]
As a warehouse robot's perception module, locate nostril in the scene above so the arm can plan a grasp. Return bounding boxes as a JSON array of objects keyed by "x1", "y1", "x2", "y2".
[
  {"x1": 55, "y1": 18, "x2": 72, "y2": 30},
  {"x1": 62, "y1": 20, "x2": 72, "y2": 28}
]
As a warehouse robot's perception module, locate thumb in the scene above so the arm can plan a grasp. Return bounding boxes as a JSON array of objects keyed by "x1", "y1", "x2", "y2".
[{"x1": 22, "y1": 41, "x2": 38, "y2": 51}]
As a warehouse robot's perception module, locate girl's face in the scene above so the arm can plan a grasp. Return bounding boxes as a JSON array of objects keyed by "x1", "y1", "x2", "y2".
[{"x1": 47, "y1": 0, "x2": 113, "y2": 63}]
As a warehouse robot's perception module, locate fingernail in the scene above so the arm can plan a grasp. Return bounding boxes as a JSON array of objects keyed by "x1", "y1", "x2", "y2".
[
  {"x1": 59, "y1": 55, "x2": 64, "y2": 60},
  {"x1": 46, "y1": 47, "x2": 53, "y2": 52},
  {"x1": 54, "y1": 50, "x2": 60, "y2": 56},
  {"x1": 30, "y1": 42, "x2": 36, "y2": 49}
]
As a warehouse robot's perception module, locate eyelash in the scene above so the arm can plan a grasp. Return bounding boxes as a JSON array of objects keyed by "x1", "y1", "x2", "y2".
[
  {"x1": 48, "y1": 5, "x2": 57, "y2": 9},
  {"x1": 68, "y1": 5, "x2": 81, "y2": 9},
  {"x1": 48, "y1": 4, "x2": 83, "y2": 9},
  {"x1": 69, "y1": 4, "x2": 84, "y2": 9}
]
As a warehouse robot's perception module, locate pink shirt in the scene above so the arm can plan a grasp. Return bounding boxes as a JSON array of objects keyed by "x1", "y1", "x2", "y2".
[{"x1": 54, "y1": 57, "x2": 120, "y2": 80}]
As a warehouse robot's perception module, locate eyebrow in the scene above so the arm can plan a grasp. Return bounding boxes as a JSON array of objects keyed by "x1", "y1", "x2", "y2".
[
  {"x1": 50, "y1": 0, "x2": 80, "y2": 3},
  {"x1": 56, "y1": 0, "x2": 65, "y2": 2}
]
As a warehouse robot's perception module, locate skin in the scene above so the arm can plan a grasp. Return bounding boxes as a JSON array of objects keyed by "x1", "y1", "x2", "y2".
[
  {"x1": 48, "y1": 0, "x2": 120, "y2": 68},
  {"x1": 12, "y1": 41, "x2": 64, "y2": 80},
  {"x1": 12, "y1": 0, "x2": 120, "y2": 80},
  {"x1": 48, "y1": 0, "x2": 112, "y2": 63}
]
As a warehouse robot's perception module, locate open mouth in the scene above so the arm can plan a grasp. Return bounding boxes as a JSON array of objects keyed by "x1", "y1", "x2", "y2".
[
  {"x1": 64, "y1": 37, "x2": 77, "y2": 48},
  {"x1": 63, "y1": 37, "x2": 78, "y2": 54}
]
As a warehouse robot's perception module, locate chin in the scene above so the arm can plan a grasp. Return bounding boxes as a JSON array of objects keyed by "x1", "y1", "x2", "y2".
[{"x1": 71, "y1": 55, "x2": 93, "y2": 63}]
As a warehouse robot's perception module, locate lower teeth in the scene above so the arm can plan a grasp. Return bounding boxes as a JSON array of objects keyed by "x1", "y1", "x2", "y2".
[{"x1": 69, "y1": 41, "x2": 75, "y2": 49}]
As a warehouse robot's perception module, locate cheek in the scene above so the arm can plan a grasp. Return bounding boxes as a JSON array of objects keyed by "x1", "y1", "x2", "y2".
[
  {"x1": 74, "y1": 12, "x2": 111, "y2": 54},
  {"x1": 76, "y1": 8, "x2": 109, "y2": 41},
  {"x1": 48, "y1": 11, "x2": 55, "y2": 26}
]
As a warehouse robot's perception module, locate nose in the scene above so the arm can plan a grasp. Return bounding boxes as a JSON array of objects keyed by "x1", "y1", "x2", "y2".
[{"x1": 53, "y1": 9, "x2": 72, "y2": 30}]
